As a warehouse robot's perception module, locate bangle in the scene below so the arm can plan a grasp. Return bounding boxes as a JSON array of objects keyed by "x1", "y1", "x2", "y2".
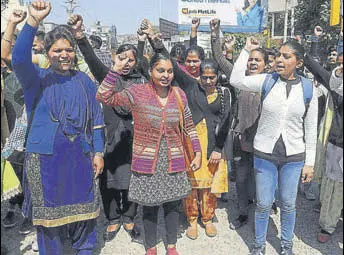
[{"x1": 2, "y1": 37, "x2": 12, "y2": 44}]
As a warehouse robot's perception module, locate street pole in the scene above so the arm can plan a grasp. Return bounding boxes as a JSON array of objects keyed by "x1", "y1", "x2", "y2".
[
  {"x1": 291, "y1": 6, "x2": 295, "y2": 38},
  {"x1": 283, "y1": 0, "x2": 290, "y2": 42},
  {"x1": 271, "y1": 12, "x2": 275, "y2": 38},
  {"x1": 63, "y1": 0, "x2": 79, "y2": 18}
]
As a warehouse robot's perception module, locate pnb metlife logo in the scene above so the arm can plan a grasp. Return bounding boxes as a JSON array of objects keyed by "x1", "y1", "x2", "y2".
[{"x1": 181, "y1": 8, "x2": 216, "y2": 15}]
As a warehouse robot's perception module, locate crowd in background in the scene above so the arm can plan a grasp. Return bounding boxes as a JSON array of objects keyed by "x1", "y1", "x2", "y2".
[{"x1": 1, "y1": 1, "x2": 343, "y2": 255}]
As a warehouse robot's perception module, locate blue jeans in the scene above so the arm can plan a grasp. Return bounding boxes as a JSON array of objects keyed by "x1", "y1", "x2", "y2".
[{"x1": 254, "y1": 157, "x2": 304, "y2": 249}]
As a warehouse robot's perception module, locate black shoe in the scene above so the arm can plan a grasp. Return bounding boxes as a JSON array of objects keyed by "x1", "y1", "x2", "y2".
[
  {"x1": 313, "y1": 203, "x2": 321, "y2": 213},
  {"x1": 19, "y1": 218, "x2": 33, "y2": 235},
  {"x1": 248, "y1": 199, "x2": 254, "y2": 205},
  {"x1": 229, "y1": 170, "x2": 237, "y2": 182},
  {"x1": 2, "y1": 211, "x2": 17, "y2": 228},
  {"x1": 103, "y1": 224, "x2": 121, "y2": 242},
  {"x1": 280, "y1": 246, "x2": 293, "y2": 255},
  {"x1": 220, "y1": 193, "x2": 229, "y2": 202},
  {"x1": 270, "y1": 202, "x2": 278, "y2": 215},
  {"x1": 250, "y1": 246, "x2": 265, "y2": 255},
  {"x1": 123, "y1": 224, "x2": 140, "y2": 239},
  {"x1": 229, "y1": 215, "x2": 248, "y2": 230}
]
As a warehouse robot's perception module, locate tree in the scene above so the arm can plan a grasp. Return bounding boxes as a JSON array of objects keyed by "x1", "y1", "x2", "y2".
[{"x1": 295, "y1": 0, "x2": 330, "y2": 35}]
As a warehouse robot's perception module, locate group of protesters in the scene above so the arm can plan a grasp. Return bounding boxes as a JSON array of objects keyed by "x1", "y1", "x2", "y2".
[{"x1": 1, "y1": 1, "x2": 343, "y2": 255}]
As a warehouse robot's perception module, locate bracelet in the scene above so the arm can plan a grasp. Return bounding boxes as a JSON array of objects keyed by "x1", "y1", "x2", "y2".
[{"x1": 2, "y1": 37, "x2": 12, "y2": 44}]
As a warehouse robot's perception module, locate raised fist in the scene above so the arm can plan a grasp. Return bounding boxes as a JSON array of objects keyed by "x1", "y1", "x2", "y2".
[
  {"x1": 140, "y1": 19, "x2": 154, "y2": 38},
  {"x1": 210, "y1": 19, "x2": 220, "y2": 34},
  {"x1": 191, "y1": 17, "x2": 200, "y2": 30},
  {"x1": 67, "y1": 14, "x2": 84, "y2": 39},
  {"x1": 28, "y1": 0, "x2": 51, "y2": 23},
  {"x1": 245, "y1": 36, "x2": 261, "y2": 52},
  {"x1": 224, "y1": 35, "x2": 236, "y2": 49},
  {"x1": 137, "y1": 28, "x2": 147, "y2": 41},
  {"x1": 8, "y1": 9, "x2": 27, "y2": 25},
  {"x1": 314, "y1": 26, "x2": 323, "y2": 37}
]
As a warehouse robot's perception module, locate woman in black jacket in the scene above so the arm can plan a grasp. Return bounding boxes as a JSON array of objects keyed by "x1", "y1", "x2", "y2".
[{"x1": 68, "y1": 14, "x2": 147, "y2": 242}]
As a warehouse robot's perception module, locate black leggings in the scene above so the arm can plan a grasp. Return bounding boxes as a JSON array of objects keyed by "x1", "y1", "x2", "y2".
[
  {"x1": 101, "y1": 188, "x2": 137, "y2": 225},
  {"x1": 143, "y1": 200, "x2": 181, "y2": 250}
]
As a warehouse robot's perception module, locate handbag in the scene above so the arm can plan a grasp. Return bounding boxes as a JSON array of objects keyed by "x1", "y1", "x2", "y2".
[{"x1": 174, "y1": 87, "x2": 195, "y2": 171}]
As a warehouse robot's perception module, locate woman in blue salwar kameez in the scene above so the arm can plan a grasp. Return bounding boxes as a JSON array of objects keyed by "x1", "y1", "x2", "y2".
[{"x1": 11, "y1": 2, "x2": 105, "y2": 254}]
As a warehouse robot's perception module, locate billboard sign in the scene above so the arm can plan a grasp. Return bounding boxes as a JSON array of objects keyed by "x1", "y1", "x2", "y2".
[
  {"x1": 178, "y1": 0, "x2": 268, "y2": 33},
  {"x1": 268, "y1": 0, "x2": 298, "y2": 13}
]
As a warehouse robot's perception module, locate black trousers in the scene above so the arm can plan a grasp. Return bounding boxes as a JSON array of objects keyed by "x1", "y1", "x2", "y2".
[
  {"x1": 9, "y1": 162, "x2": 24, "y2": 208},
  {"x1": 235, "y1": 150, "x2": 256, "y2": 215},
  {"x1": 143, "y1": 200, "x2": 181, "y2": 250},
  {"x1": 101, "y1": 188, "x2": 137, "y2": 225}
]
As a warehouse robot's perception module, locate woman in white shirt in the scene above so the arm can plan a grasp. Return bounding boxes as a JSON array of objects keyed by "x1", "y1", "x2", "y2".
[{"x1": 230, "y1": 38, "x2": 318, "y2": 255}]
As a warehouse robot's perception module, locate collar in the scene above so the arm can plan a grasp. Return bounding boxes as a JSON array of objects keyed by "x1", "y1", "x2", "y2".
[{"x1": 279, "y1": 75, "x2": 301, "y2": 86}]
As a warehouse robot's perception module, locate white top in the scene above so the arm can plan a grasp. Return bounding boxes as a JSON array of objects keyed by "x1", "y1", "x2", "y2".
[
  {"x1": 230, "y1": 49, "x2": 318, "y2": 166},
  {"x1": 329, "y1": 67, "x2": 343, "y2": 96}
]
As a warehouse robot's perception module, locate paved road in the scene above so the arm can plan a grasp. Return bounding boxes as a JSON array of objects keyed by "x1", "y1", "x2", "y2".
[{"x1": 1, "y1": 184, "x2": 343, "y2": 255}]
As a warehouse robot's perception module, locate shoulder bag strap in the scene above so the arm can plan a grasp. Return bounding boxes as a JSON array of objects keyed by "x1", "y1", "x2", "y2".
[{"x1": 173, "y1": 87, "x2": 185, "y2": 136}]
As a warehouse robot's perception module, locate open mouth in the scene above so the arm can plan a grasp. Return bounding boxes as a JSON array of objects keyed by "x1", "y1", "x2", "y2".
[
  {"x1": 160, "y1": 79, "x2": 170, "y2": 85},
  {"x1": 249, "y1": 65, "x2": 258, "y2": 73},
  {"x1": 276, "y1": 65, "x2": 285, "y2": 71},
  {"x1": 59, "y1": 59, "x2": 72, "y2": 66}
]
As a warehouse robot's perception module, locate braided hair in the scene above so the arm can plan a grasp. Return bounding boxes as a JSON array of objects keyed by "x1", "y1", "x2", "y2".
[{"x1": 216, "y1": 86, "x2": 226, "y2": 118}]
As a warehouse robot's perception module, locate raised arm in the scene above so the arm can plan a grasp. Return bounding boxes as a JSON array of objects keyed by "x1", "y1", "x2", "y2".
[
  {"x1": 140, "y1": 19, "x2": 169, "y2": 56},
  {"x1": 304, "y1": 26, "x2": 331, "y2": 87},
  {"x1": 68, "y1": 14, "x2": 109, "y2": 83},
  {"x1": 1, "y1": 10, "x2": 27, "y2": 65},
  {"x1": 230, "y1": 37, "x2": 267, "y2": 92},
  {"x1": 137, "y1": 28, "x2": 150, "y2": 80},
  {"x1": 210, "y1": 19, "x2": 233, "y2": 78},
  {"x1": 190, "y1": 17, "x2": 200, "y2": 47},
  {"x1": 12, "y1": 1, "x2": 51, "y2": 113}
]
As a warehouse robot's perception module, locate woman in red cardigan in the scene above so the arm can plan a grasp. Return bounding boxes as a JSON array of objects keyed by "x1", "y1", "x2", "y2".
[{"x1": 97, "y1": 52, "x2": 202, "y2": 255}]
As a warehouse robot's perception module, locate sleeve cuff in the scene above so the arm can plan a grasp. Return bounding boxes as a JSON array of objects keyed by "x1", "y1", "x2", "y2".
[{"x1": 214, "y1": 146, "x2": 222, "y2": 153}]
